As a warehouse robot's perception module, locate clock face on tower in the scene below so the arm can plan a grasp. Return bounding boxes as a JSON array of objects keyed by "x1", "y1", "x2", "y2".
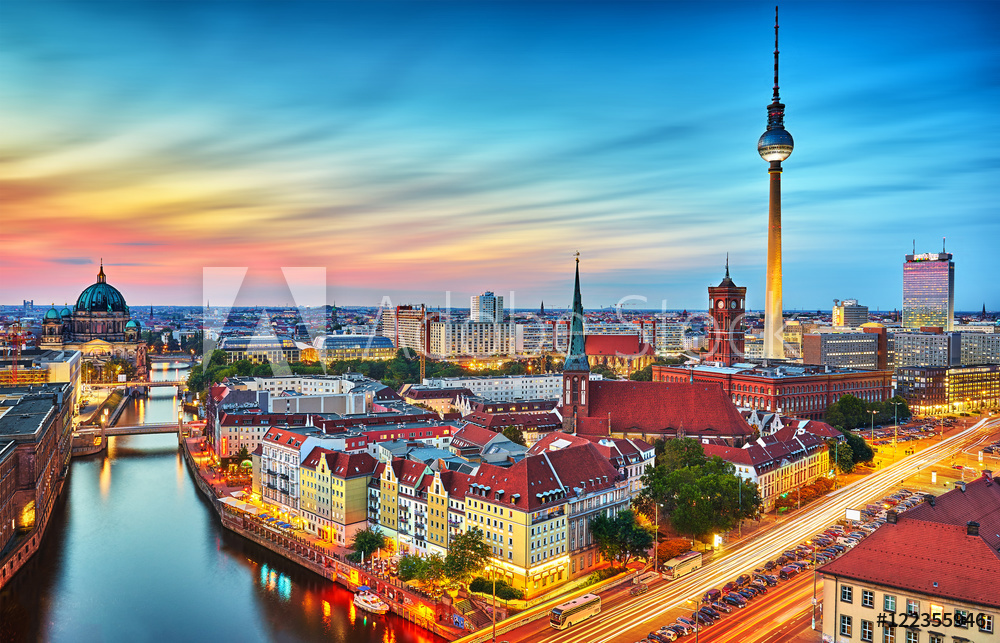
[
  {"x1": 730, "y1": 300, "x2": 737, "y2": 309},
  {"x1": 717, "y1": 301, "x2": 724, "y2": 309}
]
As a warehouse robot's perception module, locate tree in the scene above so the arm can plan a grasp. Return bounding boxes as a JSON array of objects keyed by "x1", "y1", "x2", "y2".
[
  {"x1": 417, "y1": 553, "x2": 447, "y2": 596},
  {"x1": 656, "y1": 437, "x2": 706, "y2": 472},
  {"x1": 828, "y1": 438, "x2": 855, "y2": 474},
  {"x1": 397, "y1": 554, "x2": 423, "y2": 582},
  {"x1": 236, "y1": 445, "x2": 250, "y2": 462},
  {"x1": 843, "y1": 431, "x2": 874, "y2": 465},
  {"x1": 444, "y1": 527, "x2": 491, "y2": 588},
  {"x1": 349, "y1": 527, "x2": 387, "y2": 560},
  {"x1": 638, "y1": 454, "x2": 762, "y2": 539},
  {"x1": 589, "y1": 509, "x2": 654, "y2": 570},
  {"x1": 501, "y1": 426, "x2": 526, "y2": 446}
]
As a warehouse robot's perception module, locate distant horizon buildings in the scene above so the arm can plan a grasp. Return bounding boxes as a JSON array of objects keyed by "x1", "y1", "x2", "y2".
[{"x1": 903, "y1": 247, "x2": 955, "y2": 331}]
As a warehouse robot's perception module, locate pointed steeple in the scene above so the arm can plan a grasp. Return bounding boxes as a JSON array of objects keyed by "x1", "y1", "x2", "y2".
[
  {"x1": 97, "y1": 259, "x2": 106, "y2": 283},
  {"x1": 564, "y1": 253, "x2": 590, "y2": 372}
]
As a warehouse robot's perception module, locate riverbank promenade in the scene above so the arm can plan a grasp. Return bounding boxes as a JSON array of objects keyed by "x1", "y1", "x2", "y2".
[{"x1": 181, "y1": 436, "x2": 464, "y2": 641}]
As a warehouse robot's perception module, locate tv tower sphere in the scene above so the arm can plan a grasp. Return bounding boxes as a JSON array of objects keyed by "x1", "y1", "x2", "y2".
[{"x1": 757, "y1": 128, "x2": 794, "y2": 162}]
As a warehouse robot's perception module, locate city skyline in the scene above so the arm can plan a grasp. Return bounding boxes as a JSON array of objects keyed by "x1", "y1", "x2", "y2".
[{"x1": 2, "y1": 1, "x2": 998, "y2": 309}]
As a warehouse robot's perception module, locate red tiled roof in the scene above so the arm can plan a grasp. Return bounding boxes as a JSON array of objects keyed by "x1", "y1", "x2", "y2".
[
  {"x1": 585, "y1": 334, "x2": 655, "y2": 357},
  {"x1": 820, "y1": 515, "x2": 1000, "y2": 609},
  {"x1": 526, "y1": 432, "x2": 590, "y2": 455},
  {"x1": 440, "y1": 470, "x2": 474, "y2": 500},
  {"x1": 301, "y1": 446, "x2": 334, "y2": 470},
  {"x1": 325, "y1": 451, "x2": 378, "y2": 479},
  {"x1": 262, "y1": 427, "x2": 305, "y2": 449},
  {"x1": 573, "y1": 381, "x2": 752, "y2": 439},
  {"x1": 463, "y1": 411, "x2": 562, "y2": 431},
  {"x1": 209, "y1": 385, "x2": 229, "y2": 402},
  {"x1": 450, "y1": 424, "x2": 501, "y2": 450},
  {"x1": 905, "y1": 474, "x2": 1000, "y2": 551},
  {"x1": 468, "y1": 443, "x2": 619, "y2": 511}
]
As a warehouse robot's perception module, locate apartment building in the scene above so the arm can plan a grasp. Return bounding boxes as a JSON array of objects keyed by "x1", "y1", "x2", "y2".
[
  {"x1": 820, "y1": 474, "x2": 998, "y2": 643},
  {"x1": 422, "y1": 373, "x2": 602, "y2": 403},
  {"x1": 702, "y1": 431, "x2": 830, "y2": 511},
  {"x1": 299, "y1": 448, "x2": 378, "y2": 546}
]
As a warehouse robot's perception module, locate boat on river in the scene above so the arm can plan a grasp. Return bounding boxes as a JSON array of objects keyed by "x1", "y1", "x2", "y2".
[{"x1": 353, "y1": 587, "x2": 389, "y2": 615}]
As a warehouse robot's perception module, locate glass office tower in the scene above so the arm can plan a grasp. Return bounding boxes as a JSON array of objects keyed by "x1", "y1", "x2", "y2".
[{"x1": 903, "y1": 252, "x2": 954, "y2": 330}]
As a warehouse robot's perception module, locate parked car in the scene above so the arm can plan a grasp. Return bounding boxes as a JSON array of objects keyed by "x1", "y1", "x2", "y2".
[
  {"x1": 700, "y1": 606, "x2": 722, "y2": 619},
  {"x1": 737, "y1": 589, "x2": 756, "y2": 601},
  {"x1": 702, "y1": 588, "x2": 722, "y2": 604},
  {"x1": 649, "y1": 630, "x2": 676, "y2": 642},
  {"x1": 668, "y1": 622, "x2": 694, "y2": 635},
  {"x1": 750, "y1": 580, "x2": 768, "y2": 593},
  {"x1": 763, "y1": 560, "x2": 777, "y2": 571},
  {"x1": 677, "y1": 616, "x2": 701, "y2": 631},
  {"x1": 711, "y1": 601, "x2": 733, "y2": 613},
  {"x1": 735, "y1": 574, "x2": 751, "y2": 587},
  {"x1": 754, "y1": 574, "x2": 778, "y2": 586},
  {"x1": 723, "y1": 593, "x2": 747, "y2": 607},
  {"x1": 779, "y1": 566, "x2": 800, "y2": 579},
  {"x1": 691, "y1": 612, "x2": 714, "y2": 626}
]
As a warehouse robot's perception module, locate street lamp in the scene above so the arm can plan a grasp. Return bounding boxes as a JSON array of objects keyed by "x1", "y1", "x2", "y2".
[
  {"x1": 687, "y1": 598, "x2": 700, "y2": 643},
  {"x1": 868, "y1": 409, "x2": 878, "y2": 444},
  {"x1": 811, "y1": 546, "x2": 819, "y2": 630},
  {"x1": 890, "y1": 400, "x2": 904, "y2": 462}
]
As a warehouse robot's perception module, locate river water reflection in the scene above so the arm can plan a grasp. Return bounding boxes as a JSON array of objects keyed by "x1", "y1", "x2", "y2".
[{"x1": 0, "y1": 362, "x2": 442, "y2": 643}]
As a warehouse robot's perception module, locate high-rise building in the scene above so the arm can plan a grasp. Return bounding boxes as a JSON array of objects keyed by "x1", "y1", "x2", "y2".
[
  {"x1": 470, "y1": 291, "x2": 503, "y2": 323},
  {"x1": 832, "y1": 299, "x2": 868, "y2": 327},
  {"x1": 892, "y1": 330, "x2": 961, "y2": 369},
  {"x1": 758, "y1": 8, "x2": 794, "y2": 359},
  {"x1": 377, "y1": 304, "x2": 439, "y2": 356},
  {"x1": 903, "y1": 248, "x2": 954, "y2": 331}
]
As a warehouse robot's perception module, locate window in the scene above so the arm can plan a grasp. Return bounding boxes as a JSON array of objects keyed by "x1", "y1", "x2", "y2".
[
  {"x1": 981, "y1": 615, "x2": 994, "y2": 633},
  {"x1": 862, "y1": 589, "x2": 874, "y2": 608},
  {"x1": 928, "y1": 635, "x2": 943, "y2": 643},
  {"x1": 884, "y1": 595, "x2": 896, "y2": 612},
  {"x1": 861, "y1": 620, "x2": 874, "y2": 642},
  {"x1": 840, "y1": 615, "x2": 853, "y2": 637},
  {"x1": 954, "y1": 609, "x2": 969, "y2": 628},
  {"x1": 906, "y1": 599, "x2": 919, "y2": 616},
  {"x1": 883, "y1": 627, "x2": 895, "y2": 643},
  {"x1": 904, "y1": 632, "x2": 917, "y2": 643},
  {"x1": 842, "y1": 585, "x2": 854, "y2": 603}
]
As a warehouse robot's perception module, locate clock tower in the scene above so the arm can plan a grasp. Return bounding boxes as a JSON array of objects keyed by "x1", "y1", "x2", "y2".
[{"x1": 707, "y1": 256, "x2": 747, "y2": 366}]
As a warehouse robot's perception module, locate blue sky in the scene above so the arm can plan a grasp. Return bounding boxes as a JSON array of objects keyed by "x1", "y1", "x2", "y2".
[{"x1": 1, "y1": 1, "x2": 997, "y2": 310}]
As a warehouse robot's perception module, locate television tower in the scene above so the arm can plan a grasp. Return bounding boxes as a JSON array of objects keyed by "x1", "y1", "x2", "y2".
[{"x1": 758, "y1": 6, "x2": 794, "y2": 359}]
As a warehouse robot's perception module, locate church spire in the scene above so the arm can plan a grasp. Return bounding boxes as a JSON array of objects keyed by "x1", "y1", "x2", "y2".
[
  {"x1": 97, "y1": 258, "x2": 106, "y2": 283},
  {"x1": 725, "y1": 253, "x2": 730, "y2": 278},
  {"x1": 564, "y1": 253, "x2": 590, "y2": 372}
]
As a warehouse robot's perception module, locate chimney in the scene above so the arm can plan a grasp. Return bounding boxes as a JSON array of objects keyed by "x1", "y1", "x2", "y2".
[
  {"x1": 925, "y1": 494, "x2": 935, "y2": 507},
  {"x1": 957, "y1": 481, "x2": 966, "y2": 492},
  {"x1": 886, "y1": 510, "x2": 898, "y2": 524},
  {"x1": 967, "y1": 521, "x2": 980, "y2": 536},
  {"x1": 984, "y1": 469, "x2": 994, "y2": 486}
]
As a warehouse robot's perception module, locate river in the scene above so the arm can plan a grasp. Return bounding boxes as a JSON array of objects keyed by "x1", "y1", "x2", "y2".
[{"x1": 0, "y1": 363, "x2": 441, "y2": 643}]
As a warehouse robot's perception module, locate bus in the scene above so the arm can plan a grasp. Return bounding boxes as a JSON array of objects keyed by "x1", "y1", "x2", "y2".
[
  {"x1": 549, "y1": 593, "x2": 601, "y2": 629},
  {"x1": 661, "y1": 550, "x2": 703, "y2": 580}
]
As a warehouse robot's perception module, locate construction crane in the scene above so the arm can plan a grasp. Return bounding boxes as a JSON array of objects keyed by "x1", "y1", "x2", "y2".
[{"x1": 1, "y1": 322, "x2": 32, "y2": 386}]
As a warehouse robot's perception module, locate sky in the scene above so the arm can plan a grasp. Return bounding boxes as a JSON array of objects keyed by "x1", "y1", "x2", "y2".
[{"x1": 1, "y1": 1, "x2": 998, "y2": 311}]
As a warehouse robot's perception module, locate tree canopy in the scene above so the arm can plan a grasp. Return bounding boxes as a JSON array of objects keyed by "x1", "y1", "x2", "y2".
[
  {"x1": 349, "y1": 527, "x2": 387, "y2": 560},
  {"x1": 638, "y1": 443, "x2": 763, "y2": 539},
  {"x1": 444, "y1": 527, "x2": 491, "y2": 587},
  {"x1": 589, "y1": 509, "x2": 654, "y2": 569},
  {"x1": 501, "y1": 426, "x2": 526, "y2": 446},
  {"x1": 826, "y1": 394, "x2": 912, "y2": 430}
]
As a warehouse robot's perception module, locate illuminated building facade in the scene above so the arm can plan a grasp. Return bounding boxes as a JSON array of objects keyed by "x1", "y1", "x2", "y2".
[
  {"x1": 378, "y1": 305, "x2": 439, "y2": 357},
  {"x1": 903, "y1": 250, "x2": 955, "y2": 331},
  {"x1": 897, "y1": 364, "x2": 1000, "y2": 415}
]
